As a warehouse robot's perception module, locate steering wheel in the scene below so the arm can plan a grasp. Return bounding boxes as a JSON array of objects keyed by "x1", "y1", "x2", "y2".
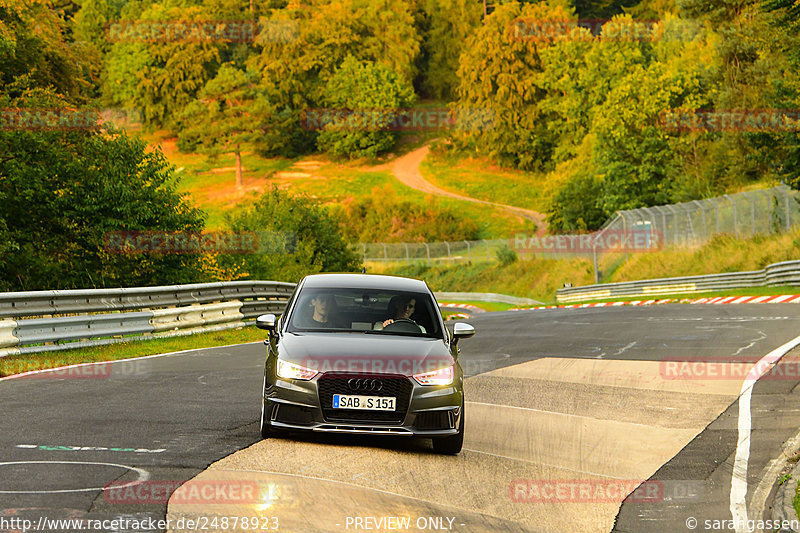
[{"x1": 382, "y1": 318, "x2": 423, "y2": 333}]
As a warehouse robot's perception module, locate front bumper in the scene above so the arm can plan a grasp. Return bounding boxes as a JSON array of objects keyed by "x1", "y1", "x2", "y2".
[{"x1": 264, "y1": 372, "x2": 463, "y2": 437}]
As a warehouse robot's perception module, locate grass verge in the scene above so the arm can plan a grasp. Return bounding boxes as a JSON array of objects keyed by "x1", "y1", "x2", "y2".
[
  {"x1": 377, "y1": 229, "x2": 800, "y2": 303},
  {"x1": 0, "y1": 326, "x2": 267, "y2": 378},
  {"x1": 438, "y1": 300, "x2": 519, "y2": 312},
  {"x1": 421, "y1": 152, "x2": 553, "y2": 214}
]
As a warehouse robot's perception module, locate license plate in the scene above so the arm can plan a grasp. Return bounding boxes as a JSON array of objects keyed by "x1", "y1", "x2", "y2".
[{"x1": 332, "y1": 394, "x2": 395, "y2": 411}]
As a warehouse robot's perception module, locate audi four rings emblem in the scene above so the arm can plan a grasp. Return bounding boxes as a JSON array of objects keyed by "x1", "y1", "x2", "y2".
[{"x1": 348, "y1": 378, "x2": 383, "y2": 392}]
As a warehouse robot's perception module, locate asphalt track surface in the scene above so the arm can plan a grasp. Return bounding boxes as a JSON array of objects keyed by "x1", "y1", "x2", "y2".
[{"x1": 2, "y1": 304, "x2": 800, "y2": 533}]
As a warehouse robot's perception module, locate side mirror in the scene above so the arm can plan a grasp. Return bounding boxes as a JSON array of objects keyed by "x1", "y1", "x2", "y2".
[
  {"x1": 256, "y1": 313, "x2": 277, "y2": 331},
  {"x1": 452, "y1": 322, "x2": 475, "y2": 345}
]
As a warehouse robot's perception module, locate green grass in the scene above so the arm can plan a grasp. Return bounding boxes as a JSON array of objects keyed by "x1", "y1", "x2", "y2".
[
  {"x1": 0, "y1": 326, "x2": 267, "y2": 378},
  {"x1": 377, "y1": 229, "x2": 800, "y2": 303},
  {"x1": 421, "y1": 152, "x2": 553, "y2": 214},
  {"x1": 438, "y1": 300, "x2": 519, "y2": 312},
  {"x1": 794, "y1": 478, "x2": 800, "y2": 521},
  {"x1": 134, "y1": 129, "x2": 534, "y2": 237}
]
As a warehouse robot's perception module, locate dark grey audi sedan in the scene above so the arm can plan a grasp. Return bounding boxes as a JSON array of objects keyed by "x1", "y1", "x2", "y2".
[{"x1": 255, "y1": 273, "x2": 475, "y2": 454}]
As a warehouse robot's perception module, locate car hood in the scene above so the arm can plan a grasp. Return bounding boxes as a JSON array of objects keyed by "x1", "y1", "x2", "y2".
[{"x1": 278, "y1": 332, "x2": 454, "y2": 377}]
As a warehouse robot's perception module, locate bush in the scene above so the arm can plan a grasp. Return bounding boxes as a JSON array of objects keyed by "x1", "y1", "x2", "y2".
[
  {"x1": 496, "y1": 244, "x2": 518, "y2": 266},
  {"x1": 331, "y1": 185, "x2": 481, "y2": 242},
  {"x1": 223, "y1": 187, "x2": 362, "y2": 282}
]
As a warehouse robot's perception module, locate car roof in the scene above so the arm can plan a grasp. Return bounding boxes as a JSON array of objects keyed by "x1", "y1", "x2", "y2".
[{"x1": 300, "y1": 273, "x2": 429, "y2": 292}]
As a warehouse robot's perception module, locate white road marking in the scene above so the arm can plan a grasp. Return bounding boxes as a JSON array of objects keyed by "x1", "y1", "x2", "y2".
[
  {"x1": 614, "y1": 342, "x2": 637, "y2": 356},
  {"x1": 0, "y1": 460, "x2": 149, "y2": 494},
  {"x1": 732, "y1": 331, "x2": 767, "y2": 357},
  {"x1": 729, "y1": 334, "x2": 800, "y2": 533}
]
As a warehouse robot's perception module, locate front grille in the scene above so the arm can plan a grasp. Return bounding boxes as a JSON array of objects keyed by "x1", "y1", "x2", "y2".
[
  {"x1": 318, "y1": 373, "x2": 412, "y2": 423},
  {"x1": 414, "y1": 411, "x2": 452, "y2": 430}
]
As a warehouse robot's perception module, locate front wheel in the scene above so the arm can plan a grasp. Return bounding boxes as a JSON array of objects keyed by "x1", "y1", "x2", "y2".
[
  {"x1": 260, "y1": 371, "x2": 274, "y2": 439},
  {"x1": 433, "y1": 402, "x2": 464, "y2": 455}
]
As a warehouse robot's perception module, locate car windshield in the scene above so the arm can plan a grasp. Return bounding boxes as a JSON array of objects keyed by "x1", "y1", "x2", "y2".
[{"x1": 286, "y1": 288, "x2": 441, "y2": 338}]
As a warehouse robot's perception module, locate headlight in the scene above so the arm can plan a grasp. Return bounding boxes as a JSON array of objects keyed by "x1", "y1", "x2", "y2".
[
  {"x1": 413, "y1": 365, "x2": 454, "y2": 386},
  {"x1": 277, "y1": 360, "x2": 318, "y2": 380}
]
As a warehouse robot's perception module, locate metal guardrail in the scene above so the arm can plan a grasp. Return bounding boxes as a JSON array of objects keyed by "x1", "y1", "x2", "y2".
[
  {"x1": 0, "y1": 281, "x2": 296, "y2": 357},
  {"x1": 556, "y1": 260, "x2": 800, "y2": 303}
]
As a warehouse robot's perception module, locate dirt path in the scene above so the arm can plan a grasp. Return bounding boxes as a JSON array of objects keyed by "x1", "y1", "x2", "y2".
[{"x1": 391, "y1": 146, "x2": 547, "y2": 231}]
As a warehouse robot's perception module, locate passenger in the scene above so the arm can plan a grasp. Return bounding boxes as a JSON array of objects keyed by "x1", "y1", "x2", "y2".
[{"x1": 300, "y1": 293, "x2": 346, "y2": 328}]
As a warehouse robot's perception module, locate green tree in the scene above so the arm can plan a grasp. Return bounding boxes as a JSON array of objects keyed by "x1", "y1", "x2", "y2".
[
  {"x1": 224, "y1": 187, "x2": 362, "y2": 282},
  {"x1": 178, "y1": 63, "x2": 275, "y2": 188},
  {"x1": 0, "y1": 1, "x2": 95, "y2": 102},
  {"x1": 417, "y1": 0, "x2": 482, "y2": 100},
  {"x1": 248, "y1": 0, "x2": 421, "y2": 156},
  {"x1": 454, "y1": 2, "x2": 572, "y2": 170},
  {"x1": 103, "y1": 1, "x2": 224, "y2": 129},
  {"x1": 0, "y1": 90, "x2": 206, "y2": 291},
  {"x1": 316, "y1": 56, "x2": 416, "y2": 159}
]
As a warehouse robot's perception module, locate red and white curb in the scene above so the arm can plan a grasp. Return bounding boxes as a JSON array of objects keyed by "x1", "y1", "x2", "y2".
[{"x1": 510, "y1": 295, "x2": 800, "y2": 311}]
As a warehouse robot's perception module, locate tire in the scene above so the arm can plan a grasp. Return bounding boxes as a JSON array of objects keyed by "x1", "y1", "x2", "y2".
[
  {"x1": 260, "y1": 372, "x2": 274, "y2": 439},
  {"x1": 433, "y1": 402, "x2": 464, "y2": 455}
]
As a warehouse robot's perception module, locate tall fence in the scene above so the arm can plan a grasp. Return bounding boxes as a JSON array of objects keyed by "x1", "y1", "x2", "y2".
[
  {"x1": 595, "y1": 185, "x2": 799, "y2": 249},
  {"x1": 359, "y1": 186, "x2": 800, "y2": 268}
]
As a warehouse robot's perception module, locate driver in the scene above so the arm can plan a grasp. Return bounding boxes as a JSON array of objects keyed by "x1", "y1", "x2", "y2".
[
  {"x1": 377, "y1": 295, "x2": 426, "y2": 333},
  {"x1": 383, "y1": 295, "x2": 416, "y2": 327}
]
